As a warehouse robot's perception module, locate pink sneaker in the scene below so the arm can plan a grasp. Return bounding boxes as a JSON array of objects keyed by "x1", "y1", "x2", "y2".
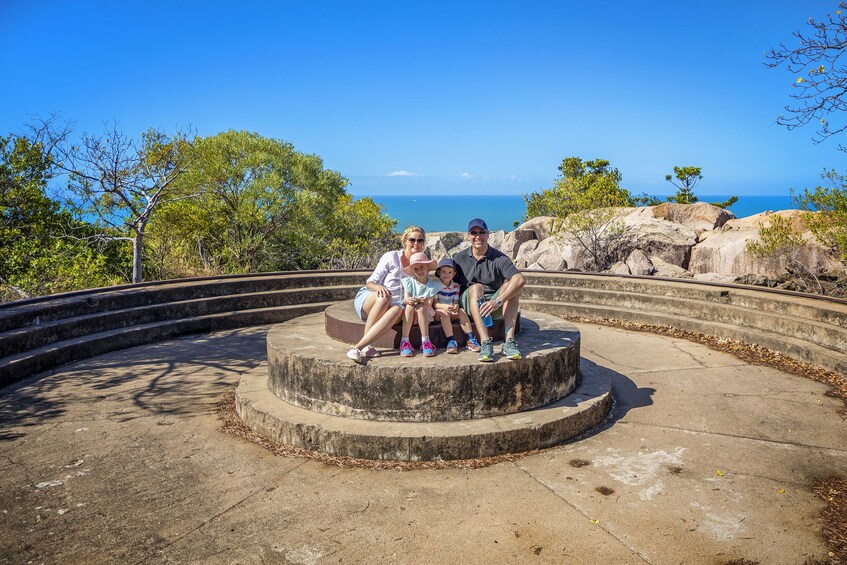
[
  {"x1": 422, "y1": 340, "x2": 436, "y2": 357},
  {"x1": 400, "y1": 340, "x2": 414, "y2": 357}
]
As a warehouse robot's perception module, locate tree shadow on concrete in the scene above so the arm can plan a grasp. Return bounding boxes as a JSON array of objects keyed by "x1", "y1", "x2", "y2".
[{"x1": 0, "y1": 327, "x2": 270, "y2": 438}]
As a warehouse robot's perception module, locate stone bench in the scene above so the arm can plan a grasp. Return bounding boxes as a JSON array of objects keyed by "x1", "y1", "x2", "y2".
[{"x1": 323, "y1": 300, "x2": 520, "y2": 349}]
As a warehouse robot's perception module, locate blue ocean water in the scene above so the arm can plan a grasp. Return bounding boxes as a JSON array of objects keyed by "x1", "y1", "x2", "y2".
[{"x1": 364, "y1": 194, "x2": 798, "y2": 233}]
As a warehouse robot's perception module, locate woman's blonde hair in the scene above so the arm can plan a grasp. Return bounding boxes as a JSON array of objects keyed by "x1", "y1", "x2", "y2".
[{"x1": 401, "y1": 225, "x2": 426, "y2": 245}]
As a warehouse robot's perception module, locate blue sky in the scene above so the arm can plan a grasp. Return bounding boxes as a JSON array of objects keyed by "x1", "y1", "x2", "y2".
[{"x1": 1, "y1": 0, "x2": 844, "y2": 197}]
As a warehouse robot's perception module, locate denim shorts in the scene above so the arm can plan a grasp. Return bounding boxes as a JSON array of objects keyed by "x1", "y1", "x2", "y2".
[{"x1": 353, "y1": 287, "x2": 403, "y2": 321}]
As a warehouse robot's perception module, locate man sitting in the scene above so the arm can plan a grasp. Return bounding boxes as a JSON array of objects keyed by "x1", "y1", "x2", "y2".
[{"x1": 452, "y1": 218, "x2": 526, "y2": 362}]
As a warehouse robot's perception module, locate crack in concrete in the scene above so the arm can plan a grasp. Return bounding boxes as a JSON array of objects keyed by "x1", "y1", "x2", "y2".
[
  {"x1": 614, "y1": 420, "x2": 847, "y2": 454},
  {"x1": 131, "y1": 458, "x2": 311, "y2": 563},
  {"x1": 513, "y1": 461, "x2": 654, "y2": 564}
]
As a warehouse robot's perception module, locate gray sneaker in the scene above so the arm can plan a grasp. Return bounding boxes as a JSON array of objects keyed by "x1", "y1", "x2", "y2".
[
  {"x1": 502, "y1": 338, "x2": 522, "y2": 360},
  {"x1": 478, "y1": 339, "x2": 494, "y2": 362}
]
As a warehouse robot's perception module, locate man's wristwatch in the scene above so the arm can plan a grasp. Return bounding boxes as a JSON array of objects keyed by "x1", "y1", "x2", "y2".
[{"x1": 494, "y1": 297, "x2": 503, "y2": 307}]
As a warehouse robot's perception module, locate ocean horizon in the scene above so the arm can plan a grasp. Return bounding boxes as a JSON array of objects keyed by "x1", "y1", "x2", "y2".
[{"x1": 364, "y1": 194, "x2": 798, "y2": 233}]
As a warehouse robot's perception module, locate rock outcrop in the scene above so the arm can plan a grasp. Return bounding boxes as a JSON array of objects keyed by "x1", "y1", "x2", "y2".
[{"x1": 424, "y1": 205, "x2": 845, "y2": 287}]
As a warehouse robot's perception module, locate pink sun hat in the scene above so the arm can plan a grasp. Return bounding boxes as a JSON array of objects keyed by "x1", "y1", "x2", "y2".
[{"x1": 403, "y1": 252, "x2": 437, "y2": 276}]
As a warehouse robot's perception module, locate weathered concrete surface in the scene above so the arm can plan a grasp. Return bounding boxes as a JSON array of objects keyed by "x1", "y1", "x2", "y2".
[
  {"x1": 239, "y1": 362, "x2": 609, "y2": 460},
  {"x1": 1, "y1": 323, "x2": 845, "y2": 563},
  {"x1": 275, "y1": 310, "x2": 580, "y2": 422}
]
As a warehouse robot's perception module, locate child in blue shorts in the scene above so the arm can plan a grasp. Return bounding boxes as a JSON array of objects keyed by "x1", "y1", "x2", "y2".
[{"x1": 433, "y1": 258, "x2": 481, "y2": 353}]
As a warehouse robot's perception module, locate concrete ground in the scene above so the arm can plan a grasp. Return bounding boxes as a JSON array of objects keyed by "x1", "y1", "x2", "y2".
[{"x1": 0, "y1": 322, "x2": 845, "y2": 564}]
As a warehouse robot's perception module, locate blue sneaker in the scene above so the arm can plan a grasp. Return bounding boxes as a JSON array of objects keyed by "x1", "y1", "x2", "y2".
[
  {"x1": 446, "y1": 339, "x2": 459, "y2": 354},
  {"x1": 422, "y1": 340, "x2": 436, "y2": 357},
  {"x1": 400, "y1": 340, "x2": 414, "y2": 357},
  {"x1": 466, "y1": 337, "x2": 481, "y2": 352}
]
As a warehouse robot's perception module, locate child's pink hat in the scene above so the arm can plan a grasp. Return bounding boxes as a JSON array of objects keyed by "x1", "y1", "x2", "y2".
[{"x1": 403, "y1": 252, "x2": 436, "y2": 276}]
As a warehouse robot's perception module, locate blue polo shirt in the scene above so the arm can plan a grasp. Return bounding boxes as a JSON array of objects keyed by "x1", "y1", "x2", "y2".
[{"x1": 453, "y1": 245, "x2": 521, "y2": 295}]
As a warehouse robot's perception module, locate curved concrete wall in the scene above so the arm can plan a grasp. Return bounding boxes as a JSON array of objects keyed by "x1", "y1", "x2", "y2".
[{"x1": 1, "y1": 270, "x2": 845, "y2": 388}]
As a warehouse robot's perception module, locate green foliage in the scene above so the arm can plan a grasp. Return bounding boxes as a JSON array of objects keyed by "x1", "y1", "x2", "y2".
[
  {"x1": 747, "y1": 169, "x2": 847, "y2": 296},
  {"x1": 523, "y1": 157, "x2": 634, "y2": 220},
  {"x1": 523, "y1": 157, "x2": 633, "y2": 272},
  {"x1": 746, "y1": 214, "x2": 805, "y2": 259},
  {"x1": 146, "y1": 130, "x2": 396, "y2": 278},
  {"x1": 794, "y1": 169, "x2": 847, "y2": 263},
  {"x1": 0, "y1": 133, "x2": 127, "y2": 301}
]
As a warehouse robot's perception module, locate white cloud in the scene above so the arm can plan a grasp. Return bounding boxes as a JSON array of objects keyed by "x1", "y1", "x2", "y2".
[
  {"x1": 456, "y1": 172, "x2": 473, "y2": 179},
  {"x1": 385, "y1": 170, "x2": 423, "y2": 177}
]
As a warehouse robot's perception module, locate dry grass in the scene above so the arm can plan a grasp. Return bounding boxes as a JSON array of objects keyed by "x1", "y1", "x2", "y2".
[{"x1": 812, "y1": 477, "x2": 847, "y2": 565}]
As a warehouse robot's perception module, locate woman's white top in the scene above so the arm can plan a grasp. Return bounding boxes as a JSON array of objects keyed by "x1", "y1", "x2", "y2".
[{"x1": 367, "y1": 250, "x2": 408, "y2": 303}]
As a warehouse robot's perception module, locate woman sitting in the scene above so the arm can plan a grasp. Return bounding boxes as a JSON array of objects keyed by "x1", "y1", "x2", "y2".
[{"x1": 347, "y1": 225, "x2": 428, "y2": 363}]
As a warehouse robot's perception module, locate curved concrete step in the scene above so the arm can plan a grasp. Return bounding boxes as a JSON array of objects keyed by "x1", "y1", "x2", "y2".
[
  {"x1": 268, "y1": 310, "x2": 578, "y2": 422},
  {"x1": 525, "y1": 272, "x2": 847, "y2": 327},
  {"x1": 236, "y1": 361, "x2": 612, "y2": 461},
  {"x1": 0, "y1": 302, "x2": 333, "y2": 388},
  {"x1": 0, "y1": 272, "x2": 367, "y2": 333},
  {"x1": 525, "y1": 299, "x2": 847, "y2": 374},
  {"x1": 524, "y1": 285, "x2": 847, "y2": 352},
  {"x1": 0, "y1": 285, "x2": 359, "y2": 359}
]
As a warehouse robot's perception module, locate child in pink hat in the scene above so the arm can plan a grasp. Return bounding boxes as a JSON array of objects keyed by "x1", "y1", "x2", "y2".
[{"x1": 399, "y1": 252, "x2": 440, "y2": 357}]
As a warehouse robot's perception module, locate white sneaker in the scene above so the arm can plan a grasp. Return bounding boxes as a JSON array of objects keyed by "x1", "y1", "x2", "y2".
[
  {"x1": 346, "y1": 348, "x2": 364, "y2": 364},
  {"x1": 362, "y1": 344, "x2": 380, "y2": 358}
]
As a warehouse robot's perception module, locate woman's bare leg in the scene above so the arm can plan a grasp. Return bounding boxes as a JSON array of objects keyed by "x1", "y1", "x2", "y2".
[
  {"x1": 355, "y1": 305, "x2": 402, "y2": 350},
  {"x1": 361, "y1": 292, "x2": 390, "y2": 335}
]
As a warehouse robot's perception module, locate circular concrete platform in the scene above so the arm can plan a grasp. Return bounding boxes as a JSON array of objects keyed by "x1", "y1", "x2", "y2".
[
  {"x1": 235, "y1": 310, "x2": 612, "y2": 460},
  {"x1": 267, "y1": 310, "x2": 581, "y2": 422},
  {"x1": 235, "y1": 364, "x2": 611, "y2": 461}
]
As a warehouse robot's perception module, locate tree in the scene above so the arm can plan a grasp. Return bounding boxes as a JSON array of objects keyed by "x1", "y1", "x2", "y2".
[
  {"x1": 664, "y1": 165, "x2": 737, "y2": 209},
  {"x1": 765, "y1": 2, "x2": 847, "y2": 147},
  {"x1": 523, "y1": 157, "x2": 634, "y2": 219},
  {"x1": 146, "y1": 131, "x2": 396, "y2": 277},
  {"x1": 524, "y1": 157, "x2": 635, "y2": 272},
  {"x1": 0, "y1": 133, "x2": 126, "y2": 301},
  {"x1": 45, "y1": 121, "x2": 194, "y2": 283}
]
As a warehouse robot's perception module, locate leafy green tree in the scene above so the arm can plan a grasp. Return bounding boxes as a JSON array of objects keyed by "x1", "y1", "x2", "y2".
[
  {"x1": 523, "y1": 157, "x2": 634, "y2": 219},
  {"x1": 765, "y1": 2, "x2": 847, "y2": 147},
  {"x1": 665, "y1": 165, "x2": 737, "y2": 208},
  {"x1": 0, "y1": 133, "x2": 126, "y2": 301},
  {"x1": 748, "y1": 170, "x2": 847, "y2": 295},
  {"x1": 524, "y1": 157, "x2": 635, "y2": 272},
  {"x1": 147, "y1": 130, "x2": 396, "y2": 277}
]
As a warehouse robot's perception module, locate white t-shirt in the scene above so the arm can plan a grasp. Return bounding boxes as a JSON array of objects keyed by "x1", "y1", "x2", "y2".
[{"x1": 367, "y1": 250, "x2": 408, "y2": 303}]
